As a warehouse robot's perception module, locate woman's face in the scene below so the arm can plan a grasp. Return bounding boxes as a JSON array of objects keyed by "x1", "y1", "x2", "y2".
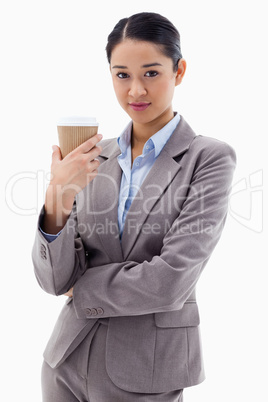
[{"x1": 110, "y1": 40, "x2": 185, "y2": 129}]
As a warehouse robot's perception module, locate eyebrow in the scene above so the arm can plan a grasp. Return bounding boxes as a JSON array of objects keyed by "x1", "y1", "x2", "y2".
[{"x1": 112, "y1": 63, "x2": 163, "y2": 69}]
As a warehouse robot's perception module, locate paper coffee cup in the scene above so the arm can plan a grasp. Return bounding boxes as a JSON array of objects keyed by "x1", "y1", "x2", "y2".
[{"x1": 57, "y1": 116, "x2": 99, "y2": 158}]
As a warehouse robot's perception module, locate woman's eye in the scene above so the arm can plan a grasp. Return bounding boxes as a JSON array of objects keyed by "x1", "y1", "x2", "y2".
[
  {"x1": 145, "y1": 71, "x2": 159, "y2": 77},
  {"x1": 117, "y1": 72, "x2": 129, "y2": 79}
]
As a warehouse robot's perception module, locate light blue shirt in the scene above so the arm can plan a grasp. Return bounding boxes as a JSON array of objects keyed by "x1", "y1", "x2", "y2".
[
  {"x1": 41, "y1": 113, "x2": 180, "y2": 242},
  {"x1": 117, "y1": 113, "x2": 180, "y2": 236}
]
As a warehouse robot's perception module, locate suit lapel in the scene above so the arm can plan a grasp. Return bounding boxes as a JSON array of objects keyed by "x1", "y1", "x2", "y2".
[
  {"x1": 90, "y1": 140, "x2": 123, "y2": 262},
  {"x1": 121, "y1": 117, "x2": 196, "y2": 260},
  {"x1": 120, "y1": 150, "x2": 182, "y2": 259},
  {"x1": 90, "y1": 116, "x2": 196, "y2": 262}
]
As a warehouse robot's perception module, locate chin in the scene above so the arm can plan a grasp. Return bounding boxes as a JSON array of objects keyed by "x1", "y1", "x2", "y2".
[{"x1": 125, "y1": 108, "x2": 156, "y2": 124}]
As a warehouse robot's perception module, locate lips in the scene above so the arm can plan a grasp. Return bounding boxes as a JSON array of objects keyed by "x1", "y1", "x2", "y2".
[{"x1": 129, "y1": 102, "x2": 151, "y2": 111}]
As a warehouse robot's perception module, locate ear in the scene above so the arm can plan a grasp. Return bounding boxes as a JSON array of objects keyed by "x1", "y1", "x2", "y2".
[{"x1": 175, "y1": 59, "x2": 187, "y2": 86}]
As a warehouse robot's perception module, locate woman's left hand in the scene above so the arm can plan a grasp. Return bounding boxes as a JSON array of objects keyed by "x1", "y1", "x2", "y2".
[{"x1": 64, "y1": 288, "x2": 73, "y2": 298}]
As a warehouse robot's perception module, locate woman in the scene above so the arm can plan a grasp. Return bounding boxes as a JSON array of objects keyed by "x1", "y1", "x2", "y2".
[{"x1": 32, "y1": 12, "x2": 236, "y2": 401}]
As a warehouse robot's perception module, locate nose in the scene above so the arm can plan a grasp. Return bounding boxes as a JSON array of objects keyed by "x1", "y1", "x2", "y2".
[{"x1": 128, "y1": 78, "x2": 147, "y2": 98}]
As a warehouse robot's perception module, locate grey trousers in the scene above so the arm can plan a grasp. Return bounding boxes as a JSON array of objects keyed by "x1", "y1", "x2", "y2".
[{"x1": 41, "y1": 320, "x2": 184, "y2": 402}]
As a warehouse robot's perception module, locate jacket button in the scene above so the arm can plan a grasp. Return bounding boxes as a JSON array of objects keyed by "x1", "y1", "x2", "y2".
[
  {"x1": 40, "y1": 244, "x2": 47, "y2": 259},
  {"x1": 97, "y1": 308, "x2": 104, "y2": 315},
  {"x1": 85, "y1": 308, "x2": 92, "y2": 316},
  {"x1": 91, "y1": 308, "x2": 97, "y2": 316},
  {"x1": 40, "y1": 251, "x2": 47, "y2": 260}
]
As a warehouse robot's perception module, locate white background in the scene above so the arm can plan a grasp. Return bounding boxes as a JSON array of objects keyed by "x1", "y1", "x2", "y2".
[{"x1": 1, "y1": 1, "x2": 267, "y2": 400}]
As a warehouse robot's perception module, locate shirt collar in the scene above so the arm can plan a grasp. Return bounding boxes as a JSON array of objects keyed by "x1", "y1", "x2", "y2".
[
  {"x1": 117, "y1": 112, "x2": 180, "y2": 158},
  {"x1": 117, "y1": 121, "x2": 132, "y2": 156},
  {"x1": 148, "y1": 112, "x2": 180, "y2": 158}
]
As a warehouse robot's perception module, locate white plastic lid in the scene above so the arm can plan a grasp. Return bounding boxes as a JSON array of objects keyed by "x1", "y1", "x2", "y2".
[{"x1": 57, "y1": 116, "x2": 99, "y2": 126}]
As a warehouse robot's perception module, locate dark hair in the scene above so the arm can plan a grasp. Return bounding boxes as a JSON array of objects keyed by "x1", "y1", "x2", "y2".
[{"x1": 106, "y1": 12, "x2": 183, "y2": 72}]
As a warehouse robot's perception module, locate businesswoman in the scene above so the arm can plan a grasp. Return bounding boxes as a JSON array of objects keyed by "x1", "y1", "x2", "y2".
[{"x1": 32, "y1": 12, "x2": 236, "y2": 401}]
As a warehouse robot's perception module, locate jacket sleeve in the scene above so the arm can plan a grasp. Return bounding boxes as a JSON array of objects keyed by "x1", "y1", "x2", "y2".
[
  {"x1": 32, "y1": 202, "x2": 87, "y2": 295},
  {"x1": 72, "y1": 141, "x2": 236, "y2": 319}
]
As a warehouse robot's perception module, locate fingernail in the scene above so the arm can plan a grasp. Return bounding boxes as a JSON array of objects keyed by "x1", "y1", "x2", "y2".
[{"x1": 52, "y1": 145, "x2": 57, "y2": 152}]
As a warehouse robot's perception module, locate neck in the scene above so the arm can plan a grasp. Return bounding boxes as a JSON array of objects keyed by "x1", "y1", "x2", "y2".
[{"x1": 131, "y1": 108, "x2": 174, "y2": 148}]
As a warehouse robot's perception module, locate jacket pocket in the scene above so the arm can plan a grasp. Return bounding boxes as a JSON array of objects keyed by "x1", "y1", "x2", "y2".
[{"x1": 154, "y1": 302, "x2": 200, "y2": 328}]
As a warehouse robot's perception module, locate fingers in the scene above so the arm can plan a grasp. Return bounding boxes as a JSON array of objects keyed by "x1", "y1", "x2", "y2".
[
  {"x1": 49, "y1": 134, "x2": 103, "y2": 195},
  {"x1": 89, "y1": 158, "x2": 101, "y2": 172},
  {"x1": 86, "y1": 145, "x2": 102, "y2": 161},
  {"x1": 77, "y1": 133, "x2": 103, "y2": 154},
  {"x1": 64, "y1": 288, "x2": 73, "y2": 297},
  {"x1": 51, "y1": 145, "x2": 62, "y2": 163}
]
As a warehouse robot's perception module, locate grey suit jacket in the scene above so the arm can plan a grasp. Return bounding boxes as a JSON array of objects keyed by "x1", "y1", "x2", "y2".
[{"x1": 32, "y1": 116, "x2": 236, "y2": 393}]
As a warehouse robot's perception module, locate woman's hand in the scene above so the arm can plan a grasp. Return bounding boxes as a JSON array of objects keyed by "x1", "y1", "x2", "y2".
[
  {"x1": 42, "y1": 133, "x2": 103, "y2": 234},
  {"x1": 64, "y1": 287, "x2": 73, "y2": 298}
]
